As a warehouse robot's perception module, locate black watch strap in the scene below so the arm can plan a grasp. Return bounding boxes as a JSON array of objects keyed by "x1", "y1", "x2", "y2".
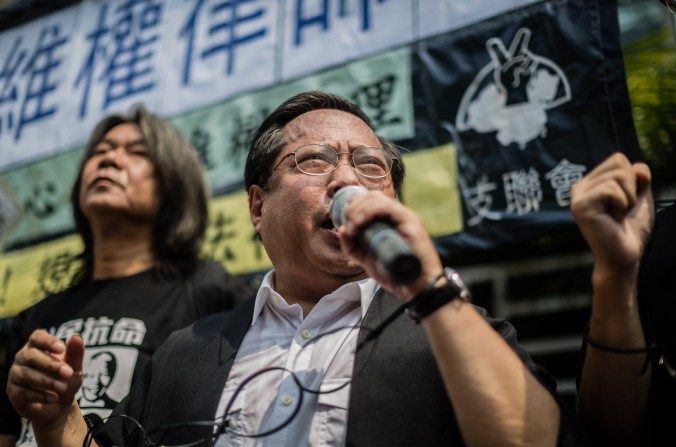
[{"x1": 405, "y1": 267, "x2": 470, "y2": 324}]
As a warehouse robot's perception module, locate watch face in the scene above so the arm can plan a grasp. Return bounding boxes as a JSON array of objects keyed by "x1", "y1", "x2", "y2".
[
  {"x1": 447, "y1": 269, "x2": 470, "y2": 301},
  {"x1": 406, "y1": 268, "x2": 471, "y2": 323}
]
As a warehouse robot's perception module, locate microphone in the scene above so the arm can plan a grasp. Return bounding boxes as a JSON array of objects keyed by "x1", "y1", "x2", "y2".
[{"x1": 330, "y1": 185, "x2": 422, "y2": 284}]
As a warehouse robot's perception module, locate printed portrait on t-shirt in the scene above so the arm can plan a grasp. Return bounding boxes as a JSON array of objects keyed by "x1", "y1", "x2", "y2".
[{"x1": 16, "y1": 316, "x2": 146, "y2": 447}]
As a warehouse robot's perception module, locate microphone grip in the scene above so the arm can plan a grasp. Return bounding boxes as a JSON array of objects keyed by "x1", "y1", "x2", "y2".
[{"x1": 359, "y1": 220, "x2": 422, "y2": 284}]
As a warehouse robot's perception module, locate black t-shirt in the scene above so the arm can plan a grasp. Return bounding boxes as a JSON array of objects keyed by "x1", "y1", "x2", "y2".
[
  {"x1": 0, "y1": 261, "x2": 250, "y2": 446},
  {"x1": 637, "y1": 203, "x2": 676, "y2": 445}
]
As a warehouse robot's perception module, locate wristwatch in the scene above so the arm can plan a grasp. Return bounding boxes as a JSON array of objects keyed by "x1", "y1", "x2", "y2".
[{"x1": 405, "y1": 267, "x2": 471, "y2": 323}]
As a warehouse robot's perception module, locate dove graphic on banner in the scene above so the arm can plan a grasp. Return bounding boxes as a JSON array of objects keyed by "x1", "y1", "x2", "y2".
[{"x1": 456, "y1": 28, "x2": 572, "y2": 149}]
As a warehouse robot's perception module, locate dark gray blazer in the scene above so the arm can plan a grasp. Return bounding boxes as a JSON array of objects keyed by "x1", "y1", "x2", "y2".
[{"x1": 98, "y1": 291, "x2": 582, "y2": 446}]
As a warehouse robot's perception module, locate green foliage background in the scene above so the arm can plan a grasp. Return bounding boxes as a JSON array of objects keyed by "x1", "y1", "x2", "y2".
[{"x1": 624, "y1": 28, "x2": 676, "y2": 189}]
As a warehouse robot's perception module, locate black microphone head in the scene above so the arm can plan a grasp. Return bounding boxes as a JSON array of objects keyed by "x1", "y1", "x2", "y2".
[{"x1": 330, "y1": 185, "x2": 367, "y2": 228}]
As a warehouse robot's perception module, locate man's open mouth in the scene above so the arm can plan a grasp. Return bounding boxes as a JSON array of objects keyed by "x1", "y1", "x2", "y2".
[{"x1": 320, "y1": 217, "x2": 336, "y2": 230}]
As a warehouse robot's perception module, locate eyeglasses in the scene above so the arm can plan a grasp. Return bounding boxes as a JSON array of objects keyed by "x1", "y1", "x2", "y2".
[
  {"x1": 271, "y1": 144, "x2": 393, "y2": 180},
  {"x1": 82, "y1": 290, "x2": 448, "y2": 447},
  {"x1": 83, "y1": 324, "x2": 380, "y2": 446},
  {"x1": 82, "y1": 293, "x2": 448, "y2": 446}
]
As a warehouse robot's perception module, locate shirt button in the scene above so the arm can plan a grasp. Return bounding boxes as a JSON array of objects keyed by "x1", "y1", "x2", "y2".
[
  {"x1": 300, "y1": 328, "x2": 312, "y2": 340},
  {"x1": 281, "y1": 395, "x2": 294, "y2": 406}
]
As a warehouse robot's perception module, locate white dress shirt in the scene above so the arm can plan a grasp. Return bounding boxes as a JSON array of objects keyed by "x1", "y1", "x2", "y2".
[{"x1": 214, "y1": 270, "x2": 378, "y2": 447}]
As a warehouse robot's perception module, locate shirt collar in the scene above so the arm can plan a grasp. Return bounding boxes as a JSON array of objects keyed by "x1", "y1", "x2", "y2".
[{"x1": 250, "y1": 270, "x2": 380, "y2": 326}]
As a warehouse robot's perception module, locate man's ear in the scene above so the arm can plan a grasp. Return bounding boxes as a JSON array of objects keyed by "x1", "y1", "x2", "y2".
[{"x1": 248, "y1": 185, "x2": 265, "y2": 236}]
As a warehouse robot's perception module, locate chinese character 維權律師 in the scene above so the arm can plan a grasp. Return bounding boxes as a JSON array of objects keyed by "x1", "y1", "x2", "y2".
[
  {"x1": 75, "y1": 0, "x2": 163, "y2": 118},
  {"x1": 180, "y1": 0, "x2": 268, "y2": 85}
]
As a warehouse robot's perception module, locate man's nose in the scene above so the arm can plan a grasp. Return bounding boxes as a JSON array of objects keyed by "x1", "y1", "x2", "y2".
[
  {"x1": 97, "y1": 147, "x2": 124, "y2": 169},
  {"x1": 326, "y1": 156, "x2": 362, "y2": 199}
]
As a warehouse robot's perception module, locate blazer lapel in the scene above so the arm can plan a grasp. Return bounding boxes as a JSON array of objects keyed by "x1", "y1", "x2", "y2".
[
  {"x1": 353, "y1": 288, "x2": 389, "y2": 374},
  {"x1": 218, "y1": 294, "x2": 257, "y2": 369}
]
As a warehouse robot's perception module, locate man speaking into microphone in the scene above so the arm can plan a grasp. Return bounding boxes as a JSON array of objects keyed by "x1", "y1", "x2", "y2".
[{"x1": 18, "y1": 91, "x2": 584, "y2": 446}]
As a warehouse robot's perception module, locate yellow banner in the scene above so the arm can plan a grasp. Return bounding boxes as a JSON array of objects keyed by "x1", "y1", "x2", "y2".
[
  {"x1": 402, "y1": 143, "x2": 462, "y2": 236},
  {"x1": 0, "y1": 235, "x2": 83, "y2": 318},
  {"x1": 0, "y1": 144, "x2": 461, "y2": 318}
]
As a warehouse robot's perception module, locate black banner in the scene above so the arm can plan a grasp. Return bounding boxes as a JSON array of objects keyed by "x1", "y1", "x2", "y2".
[{"x1": 398, "y1": 0, "x2": 639, "y2": 258}]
